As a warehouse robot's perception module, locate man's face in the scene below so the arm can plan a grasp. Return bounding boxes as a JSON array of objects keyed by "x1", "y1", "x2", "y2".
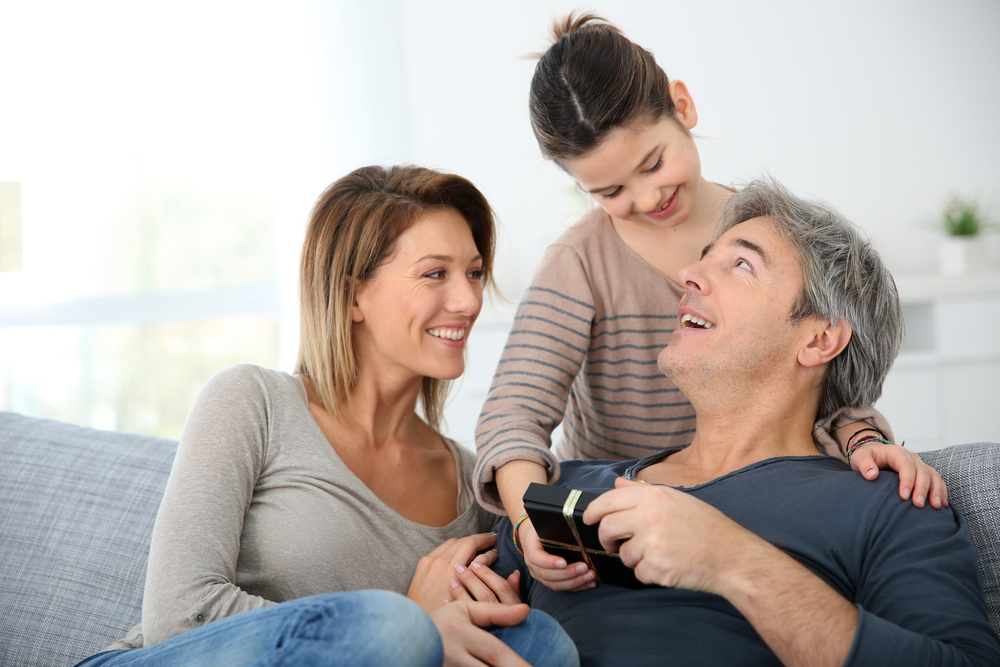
[{"x1": 657, "y1": 217, "x2": 809, "y2": 393}]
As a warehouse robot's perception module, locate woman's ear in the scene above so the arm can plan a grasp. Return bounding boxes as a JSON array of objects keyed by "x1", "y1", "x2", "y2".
[
  {"x1": 349, "y1": 280, "x2": 365, "y2": 323},
  {"x1": 798, "y1": 318, "x2": 852, "y2": 368},
  {"x1": 668, "y1": 80, "x2": 699, "y2": 131}
]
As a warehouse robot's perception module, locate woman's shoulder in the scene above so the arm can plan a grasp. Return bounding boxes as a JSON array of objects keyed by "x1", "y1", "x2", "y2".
[{"x1": 202, "y1": 364, "x2": 300, "y2": 400}]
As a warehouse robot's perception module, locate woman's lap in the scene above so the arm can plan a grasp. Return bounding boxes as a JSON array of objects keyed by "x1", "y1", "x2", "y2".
[{"x1": 75, "y1": 590, "x2": 577, "y2": 667}]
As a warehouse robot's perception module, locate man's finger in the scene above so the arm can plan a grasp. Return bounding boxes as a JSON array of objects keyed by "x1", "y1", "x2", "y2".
[{"x1": 582, "y1": 483, "x2": 646, "y2": 524}]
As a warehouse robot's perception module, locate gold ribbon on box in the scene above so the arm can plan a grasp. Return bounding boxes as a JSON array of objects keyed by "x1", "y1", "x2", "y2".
[{"x1": 535, "y1": 489, "x2": 623, "y2": 583}]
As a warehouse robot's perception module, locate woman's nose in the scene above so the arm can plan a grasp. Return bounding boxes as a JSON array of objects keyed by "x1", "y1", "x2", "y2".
[{"x1": 447, "y1": 275, "x2": 483, "y2": 315}]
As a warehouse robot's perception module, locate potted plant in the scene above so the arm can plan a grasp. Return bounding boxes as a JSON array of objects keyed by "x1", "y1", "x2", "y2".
[{"x1": 939, "y1": 194, "x2": 990, "y2": 275}]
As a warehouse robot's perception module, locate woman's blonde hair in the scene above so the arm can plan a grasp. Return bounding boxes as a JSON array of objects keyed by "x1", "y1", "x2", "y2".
[{"x1": 296, "y1": 165, "x2": 496, "y2": 430}]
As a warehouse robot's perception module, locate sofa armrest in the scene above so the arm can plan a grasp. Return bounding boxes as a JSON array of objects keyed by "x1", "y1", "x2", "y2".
[
  {"x1": 920, "y1": 442, "x2": 1000, "y2": 641},
  {"x1": 0, "y1": 412, "x2": 177, "y2": 667}
]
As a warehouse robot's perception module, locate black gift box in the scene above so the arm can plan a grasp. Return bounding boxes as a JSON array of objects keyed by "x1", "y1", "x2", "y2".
[{"x1": 523, "y1": 482, "x2": 649, "y2": 589}]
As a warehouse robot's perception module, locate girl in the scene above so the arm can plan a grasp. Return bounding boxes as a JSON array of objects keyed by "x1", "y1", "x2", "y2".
[{"x1": 474, "y1": 13, "x2": 946, "y2": 592}]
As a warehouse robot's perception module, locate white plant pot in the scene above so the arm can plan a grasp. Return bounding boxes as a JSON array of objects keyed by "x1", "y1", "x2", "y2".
[{"x1": 940, "y1": 236, "x2": 988, "y2": 275}]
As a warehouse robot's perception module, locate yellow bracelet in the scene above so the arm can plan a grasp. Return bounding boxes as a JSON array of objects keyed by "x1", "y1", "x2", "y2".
[{"x1": 512, "y1": 513, "x2": 529, "y2": 555}]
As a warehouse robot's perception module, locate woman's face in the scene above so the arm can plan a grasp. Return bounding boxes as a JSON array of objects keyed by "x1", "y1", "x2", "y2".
[
  {"x1": 351, "y1": 207, "x2": 484, "y2": 384},
  {"x1": 561, "y1": 116, "x2": 703, "y2": 229}
]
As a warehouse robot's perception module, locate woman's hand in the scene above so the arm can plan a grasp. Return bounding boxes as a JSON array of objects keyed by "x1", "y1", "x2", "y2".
[
  {"x1": 518, "y1": 518, "x2": 595, "y2": 592},
  {"x1": 429, "y1": 600, "x2": 532, "y2": 667},
  {"x1": 849, "y1": 442, "x2": 948, "y2": 509},
  {"x1": 450, "y1": 553, "x2": 522, "y2": 605},
  {"x1": 408, "y1": 533, "x2": 499, "y2": 611}
]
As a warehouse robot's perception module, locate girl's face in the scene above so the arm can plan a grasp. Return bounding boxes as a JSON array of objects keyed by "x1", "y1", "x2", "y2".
[
  {"x1": 351, "y1": 207, "x2": 484, "y2": 385},
  {"x1": 562, "y1": 114, "x2": 702, "y2": 229}
]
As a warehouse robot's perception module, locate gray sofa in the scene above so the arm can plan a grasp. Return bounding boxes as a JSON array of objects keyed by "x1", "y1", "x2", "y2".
[{"x1": 1, "y1": 410, "x2": 998, "y2": 667}]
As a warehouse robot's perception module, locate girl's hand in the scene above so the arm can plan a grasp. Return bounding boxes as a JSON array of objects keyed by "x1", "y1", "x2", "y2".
[
  {"x1": 449, "y1": 553, "x2": 522, "y2": 605},
  {"x1": 407, "y1": 532, "x2": 499, "y2": 611},
  {"x1": 517, "y1": 518, "x2": 596, "y2": 592},
  {"x1": 849, "y1": 442, "x2": 949, "y2": 509}
]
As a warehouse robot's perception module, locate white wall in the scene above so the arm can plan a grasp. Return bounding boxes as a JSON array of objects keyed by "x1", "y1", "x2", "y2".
[{"x1": 316, "y1": 0, "x2": 1000, "y2": 447}]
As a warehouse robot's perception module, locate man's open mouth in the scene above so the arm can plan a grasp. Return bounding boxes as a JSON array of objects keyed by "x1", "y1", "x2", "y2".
[{"x1": 680, "y1": 314, "x2": 713, "y2": 329}]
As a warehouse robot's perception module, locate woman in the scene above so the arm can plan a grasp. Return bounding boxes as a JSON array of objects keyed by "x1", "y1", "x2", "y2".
[{"x1": 76, "y1": 165, "x2": 578, "y2": 667}]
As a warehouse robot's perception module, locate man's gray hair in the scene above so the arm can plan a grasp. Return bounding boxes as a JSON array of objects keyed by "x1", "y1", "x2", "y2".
[{"x1": 717, "y1": 177, "x2": 904, "y2": 418}]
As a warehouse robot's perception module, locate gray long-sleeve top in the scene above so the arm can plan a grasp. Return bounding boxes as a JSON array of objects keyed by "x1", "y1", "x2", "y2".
[{"x1": 124, "y1": 364, "x2": 494, "y2": 647}]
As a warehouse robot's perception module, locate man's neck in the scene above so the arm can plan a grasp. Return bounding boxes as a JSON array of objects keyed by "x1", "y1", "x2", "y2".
[{"x1": 637, "y1": 400, "x2": 822, "y2": 488}]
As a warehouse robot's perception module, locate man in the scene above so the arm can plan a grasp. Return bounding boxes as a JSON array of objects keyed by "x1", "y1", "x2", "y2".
[{"x1": 490, "y1": 179, "x2": 1000, "y2": 666}]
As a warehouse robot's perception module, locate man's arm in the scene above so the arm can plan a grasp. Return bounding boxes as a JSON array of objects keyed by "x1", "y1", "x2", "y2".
[{"x1": 585, "y1": 478, "x2": 1000, "y2": 667}]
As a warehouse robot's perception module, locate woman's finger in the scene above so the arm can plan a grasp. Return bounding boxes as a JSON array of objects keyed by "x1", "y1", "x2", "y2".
[
  {"x1": 468, "y1": 561, "x2": 522, "y2": 604},
  {"x1": 453, "y1": 563, "x2": 500, "y2": 603}
]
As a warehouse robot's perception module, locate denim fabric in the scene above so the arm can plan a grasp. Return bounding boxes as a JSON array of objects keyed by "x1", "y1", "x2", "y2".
[{"x1": 73, "y1": 590, "x2": 578, "y2": 667}]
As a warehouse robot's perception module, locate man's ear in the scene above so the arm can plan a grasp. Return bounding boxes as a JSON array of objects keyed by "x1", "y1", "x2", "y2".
[
  {"x1": 798, "y1": 318, "x2": 852, "y2": 368},
  {"x1": 668, "y1": 80, "x2": 699, "y2": 131}
]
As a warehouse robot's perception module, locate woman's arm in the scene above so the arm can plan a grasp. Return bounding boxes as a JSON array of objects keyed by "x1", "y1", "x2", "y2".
[{"x1": 141, "y1": 365, "x2": 275, "y2": 646}]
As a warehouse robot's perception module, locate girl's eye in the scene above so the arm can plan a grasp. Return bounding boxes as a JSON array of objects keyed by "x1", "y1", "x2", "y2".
[
  {"x1": 602, "y1": 186, "x2": 624, "y2": 200},
  {"x1": 644, "y1": 157, "x2": 663, "y2": 174}
]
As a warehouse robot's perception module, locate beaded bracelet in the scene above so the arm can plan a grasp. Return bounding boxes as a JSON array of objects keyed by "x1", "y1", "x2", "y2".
[
  {"x1": 512, "y1": 513, "x2": 529, "y2": 555},
  {"x1": 846, "y1": 434, "x2": 892, "y2": 466}
]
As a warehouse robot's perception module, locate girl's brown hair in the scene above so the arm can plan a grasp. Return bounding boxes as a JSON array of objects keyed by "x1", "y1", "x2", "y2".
[
  {"x1": 529, "y1": 12, "x2": 676, "y2": 160},
  {"x1": 295, "y1": 165, "x2": 496, "y2": 430}
]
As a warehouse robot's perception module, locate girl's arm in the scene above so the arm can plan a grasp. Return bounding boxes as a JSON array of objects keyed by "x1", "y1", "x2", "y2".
[
  {"x1": 141, "y1": 365, "x2": 275, "y2": 646},
  {"x1": 474, "y1": 244, "x2": 599, "y2": 590},
  {"x1": 474, "y1": 243, "x2": 596, "y2": 513},
  {"x1": 815, "y1": 407, "x2": 948, "y2": 508}
]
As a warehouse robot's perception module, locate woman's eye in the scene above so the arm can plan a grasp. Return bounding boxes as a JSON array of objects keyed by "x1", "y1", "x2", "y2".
[
  {"x1": 467, "y1": 269, "x2": 484, "y2": 281},
  {"x1": 424, "y1": 270, "x2": 445, "y2": 279},
  {"x1": 602, "y1": 186, "x2": 624, "y2": 200},
  {"x1": 645, "y1": 157, "x2": 663, "y2": 174}
]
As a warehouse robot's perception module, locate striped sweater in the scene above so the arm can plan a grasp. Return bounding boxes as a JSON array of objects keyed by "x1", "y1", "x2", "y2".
[
  {"x1": 473, "y1": 207, "x2": 893, "y2": 513},
  {"x1": 474, "y1": 208, "x2": 694, "y2": 512}
]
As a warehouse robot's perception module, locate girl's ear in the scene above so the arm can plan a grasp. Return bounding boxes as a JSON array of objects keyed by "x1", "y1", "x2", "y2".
[{"x1": 668, "y1": 80, "x2": 699, "y2": 131}]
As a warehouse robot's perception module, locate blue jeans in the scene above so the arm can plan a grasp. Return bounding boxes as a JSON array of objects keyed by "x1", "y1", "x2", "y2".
[{"x1": 75, "y1": 590, "x2": 578, "y2": 667}]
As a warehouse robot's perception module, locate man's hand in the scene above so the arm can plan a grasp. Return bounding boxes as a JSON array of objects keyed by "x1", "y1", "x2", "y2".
[
  {"x1": 582, "y1": 478, "x2": 753, "y2": 592},
  {"x1": 583, "y1": 477, "x2": 857, "y2": 667},
  {"x1": 429, "y1": 600, "x2": 532, "y2": 667}
]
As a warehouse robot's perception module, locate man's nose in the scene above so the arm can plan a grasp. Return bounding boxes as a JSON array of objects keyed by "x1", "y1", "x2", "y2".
[{"x1": 678, "y1": 261, "x2": 709, "y2": 294}]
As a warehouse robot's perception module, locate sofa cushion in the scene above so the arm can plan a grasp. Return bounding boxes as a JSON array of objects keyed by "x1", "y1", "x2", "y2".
[
  {"x1": 921, "y1": 442, "x2": 1000, "y2": 639},
  {"x1": 0, "y1": 412, "x2": 177, "y2": 667}
]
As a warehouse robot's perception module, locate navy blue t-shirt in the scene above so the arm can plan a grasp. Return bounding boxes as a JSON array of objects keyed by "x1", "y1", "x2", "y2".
[{"x1": 494, "y1": 450, "x2": 1000, "y2": 666}]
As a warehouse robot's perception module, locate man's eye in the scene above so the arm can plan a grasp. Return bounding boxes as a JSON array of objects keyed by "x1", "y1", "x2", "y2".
[{"x1": 735, "y1": 258, "x2": 753, "y2": 271}]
